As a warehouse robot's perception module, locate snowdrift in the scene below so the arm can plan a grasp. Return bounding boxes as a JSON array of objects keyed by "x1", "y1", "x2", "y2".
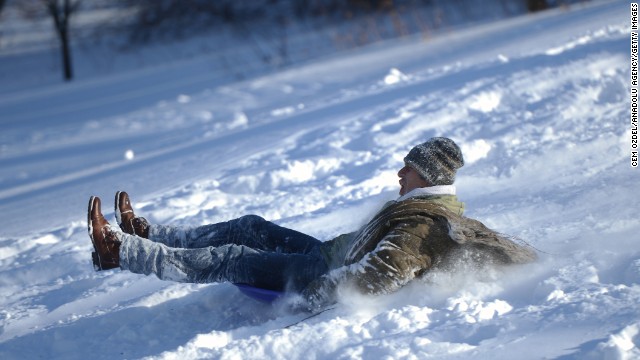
[{"x1": 0, "y1": 1, "x2": 638, "y2": 359}]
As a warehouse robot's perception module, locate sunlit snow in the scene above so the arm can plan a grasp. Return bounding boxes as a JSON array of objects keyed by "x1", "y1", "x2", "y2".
[{"x1": 0, "y1": 1, "x2": 637, "y2": 359}]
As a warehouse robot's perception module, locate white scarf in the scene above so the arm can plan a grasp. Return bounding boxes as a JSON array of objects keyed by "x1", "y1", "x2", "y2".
[{"x1": 397, "y1": 185, "x2": 457, "y2": 202}]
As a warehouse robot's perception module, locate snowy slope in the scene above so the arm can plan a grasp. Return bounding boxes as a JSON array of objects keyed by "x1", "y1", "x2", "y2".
[{"x1": 0, "y1": 1, "x2": 638, "y2": 359}]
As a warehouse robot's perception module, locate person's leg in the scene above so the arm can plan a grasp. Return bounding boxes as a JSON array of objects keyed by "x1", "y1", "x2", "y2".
[
  {"x1": 148, "y1": 215, "x2": 322, "y2": 254},
  {"x1": 116, "y1": 192, "x2": 319, "y2": 253},
  {"x1": 118, "y1": 231, "x2": 328, "y2": 292}
]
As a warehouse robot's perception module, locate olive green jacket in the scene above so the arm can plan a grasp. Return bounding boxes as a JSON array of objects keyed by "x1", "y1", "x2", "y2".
[{"x1": 303, "y1": 194, "x2": 536, "y2": 309}]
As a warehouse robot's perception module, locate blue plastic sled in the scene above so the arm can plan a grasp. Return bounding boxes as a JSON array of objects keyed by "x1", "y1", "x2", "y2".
[{"x1": 234, "y1": 283, "x2": 283, "y2": 303}]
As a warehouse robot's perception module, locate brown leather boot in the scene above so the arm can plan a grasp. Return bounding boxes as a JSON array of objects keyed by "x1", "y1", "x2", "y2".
[
  {"x1": 115, "y1": 191, "x2": 149, "y2": 238},
  {"x1": 88, "y1": 196, "x2": 121, "y2": 271}
]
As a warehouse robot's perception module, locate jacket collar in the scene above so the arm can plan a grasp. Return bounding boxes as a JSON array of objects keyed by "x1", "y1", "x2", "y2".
[{"x1": 397, "y1": 185, "x2": 457, "y2": 202}]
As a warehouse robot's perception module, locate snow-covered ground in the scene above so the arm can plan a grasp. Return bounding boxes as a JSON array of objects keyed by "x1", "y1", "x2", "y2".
[{"x1": 1, "y1": 1, "x2": 638, "y2": 359}]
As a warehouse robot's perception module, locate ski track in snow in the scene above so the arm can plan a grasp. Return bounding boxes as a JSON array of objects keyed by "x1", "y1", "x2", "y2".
[{"x1": 1, "y1": 1, "x2": 639, "y2": 359}]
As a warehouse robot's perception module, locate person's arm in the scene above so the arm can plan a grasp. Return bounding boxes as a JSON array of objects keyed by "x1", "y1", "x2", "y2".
[{"x1": 301, "y1": 219, "x2": 435, "y2": 310}]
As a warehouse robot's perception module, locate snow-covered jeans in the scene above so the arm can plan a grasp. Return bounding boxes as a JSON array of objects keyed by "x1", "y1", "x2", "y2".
[{"x1": 118, "y1": 215, "x2": 329, "y2": 292}]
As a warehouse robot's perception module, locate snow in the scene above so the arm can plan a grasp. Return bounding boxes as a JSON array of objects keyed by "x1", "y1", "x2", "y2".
[{"x1": 0, "y1": 1, "x2": 638, "y2": 359}]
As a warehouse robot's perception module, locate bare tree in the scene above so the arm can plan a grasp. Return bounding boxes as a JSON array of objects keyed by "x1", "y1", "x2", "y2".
[
  {"x1": 17, "y1": 0, "x2": 81, "y2": 81},
  {"x1": 47, "y1": 0, "x2": 81, "y2": 81}
]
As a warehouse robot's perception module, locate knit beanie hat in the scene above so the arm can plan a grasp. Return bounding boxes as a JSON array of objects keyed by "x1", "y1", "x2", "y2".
[{"x1": 403, "y1": 137, "x2": 464, "y2": 185}]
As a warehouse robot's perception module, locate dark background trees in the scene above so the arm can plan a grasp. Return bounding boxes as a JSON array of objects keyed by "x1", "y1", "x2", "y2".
[
  {"x1": 117, "y1": 0, "x2": 563, "y2": 44},
  {"x1": 2, "y1": 0, "x2": 579, "y2": 83},
  {"x1": 527, "y1": 0, "x2": 549, "y2": 12}
]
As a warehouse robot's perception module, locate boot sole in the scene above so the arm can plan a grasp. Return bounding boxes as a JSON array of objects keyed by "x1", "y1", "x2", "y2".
[
  {"x1": 87, "y1": 196, "x2": 102, "y2": 270},
  {"x1": 91, "y1": 251, "x2": 101, "y2": 271},
  {"x1": 88, "y1": 196, "x2": 112, "y2": 271},
  {"x1": 115, "y1": 191, "x2": 134, "y2": 230},
  {"x1": 114, "y1": 191, "x2": 123, "y2": 226}
]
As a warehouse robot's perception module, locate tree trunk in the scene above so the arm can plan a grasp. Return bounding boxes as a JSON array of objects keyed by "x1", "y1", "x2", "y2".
[
  {"x1": 60, "y1": 24, "x2": 73, "y2": 80},
  {"x1": 48, "y1": 0, "x2": 76, "y2": 81}
]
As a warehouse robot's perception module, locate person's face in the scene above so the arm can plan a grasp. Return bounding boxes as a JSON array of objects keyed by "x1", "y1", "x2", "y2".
[{"x1": 398, "y1": 164, "x2": 428, "y2": 196}]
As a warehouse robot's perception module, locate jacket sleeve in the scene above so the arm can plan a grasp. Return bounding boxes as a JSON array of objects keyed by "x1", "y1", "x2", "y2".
[{"x1": 301, "y1": 219, "x2": 434, "y2": 310}]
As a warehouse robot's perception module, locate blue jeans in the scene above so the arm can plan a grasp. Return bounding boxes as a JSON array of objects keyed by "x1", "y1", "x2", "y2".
[{"x1": 118, "y1": 215, "x2": 329, "y2": 292}]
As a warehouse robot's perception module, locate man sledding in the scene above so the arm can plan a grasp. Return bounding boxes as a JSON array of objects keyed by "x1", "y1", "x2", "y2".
[{"x1": 87, "y1": 137, "x2": 537, "y2": 311}]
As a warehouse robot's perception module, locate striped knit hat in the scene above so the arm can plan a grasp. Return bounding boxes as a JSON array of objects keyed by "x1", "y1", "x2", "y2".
[{"x1": 403, "y1": 137, "x2": 464, "y2": 185}]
